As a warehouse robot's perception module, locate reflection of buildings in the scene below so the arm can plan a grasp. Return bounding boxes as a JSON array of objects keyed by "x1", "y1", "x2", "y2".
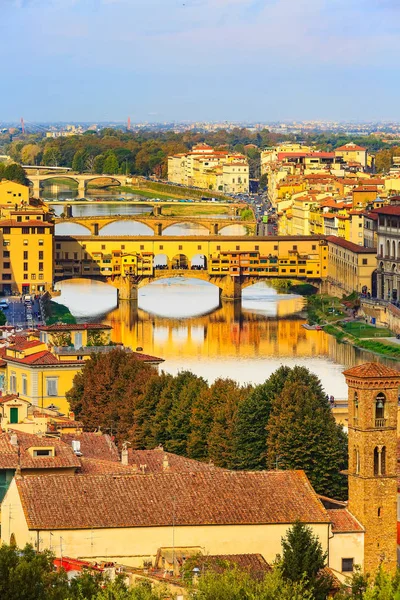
[{"x1": 103, "y1": 299, "x2": 329, "y2": 360}]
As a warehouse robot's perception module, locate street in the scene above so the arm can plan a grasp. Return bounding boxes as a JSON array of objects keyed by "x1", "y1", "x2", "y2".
[{"x1": 3, "y1": 297, "x2": 43, "y2": 329}]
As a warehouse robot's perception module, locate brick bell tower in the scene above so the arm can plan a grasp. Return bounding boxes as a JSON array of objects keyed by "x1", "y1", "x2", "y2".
[{"x1": 343, "y1": 362, "x2": 400, "y2": 574}]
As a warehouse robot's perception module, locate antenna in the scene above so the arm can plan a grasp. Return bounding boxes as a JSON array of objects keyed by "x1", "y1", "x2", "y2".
[
  {"x1": 127, "y1": 116, "x2": 131, "y2": 131},
  {"x1": 20, "y1": 118, "x2": 25, "y2": 134}
]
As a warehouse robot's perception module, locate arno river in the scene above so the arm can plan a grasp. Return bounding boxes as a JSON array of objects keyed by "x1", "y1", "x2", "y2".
[{"x1": 49, "y1": 193, "x2": 397, "y2": 397}]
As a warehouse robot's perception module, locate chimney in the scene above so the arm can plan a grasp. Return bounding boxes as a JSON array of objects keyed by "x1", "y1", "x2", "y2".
[
  {"x1": 163, "y1": 454, "x2": 170, "y2": 472},
  {"x1": 69, "y1": 411, "x2": 75, "y2": 421},
  {"x1": 10, "y1": 433, "x2": 18, "y2": 447},
  {"x1": 121, "y1": 441, "x2": 130, "y2": 466}
]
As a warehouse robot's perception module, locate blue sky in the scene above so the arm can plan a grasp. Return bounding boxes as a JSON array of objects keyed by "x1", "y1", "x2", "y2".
[{"x1": 1, "y1": 0, "x2": 400, "y2": 122}]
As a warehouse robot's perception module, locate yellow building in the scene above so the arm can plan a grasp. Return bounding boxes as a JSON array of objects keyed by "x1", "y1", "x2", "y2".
[
  {"x1": 291, "y1": 196, "x2": 312, "y2": 236},
  {"x1": 0, "y1": 180, "x2": 29, "y2": 209},
  {"x1": 0, "y1": 207, "x2": 54, "y2": 295},
  {"x1": 334, "y1": 143, "x2": 368, "y2": 168},
  {"x1": 327, "y1": 236, "x2": 377, "y2": 295}
]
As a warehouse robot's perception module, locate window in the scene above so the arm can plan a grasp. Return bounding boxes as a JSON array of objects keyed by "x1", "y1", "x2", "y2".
[
  {"x1": 23, "y1": 274, "x2": 28, "y2": 280},
  {"x1": 38, "y1": 274, "x2": 43, "y2": 280},
  {"x1": 362, "y1": 258, "x2": 367, "y2": 265},
  {"x1": 179, "y1": 245, "x2": 183, "y2": 250},
  {"x1": 31, "y1": 274, "x2": 36, "y2": 280},
  {"x1": 121, "y1": 245, "x2": 125, "y2": 250},
  {"x1": 101, "y1": 245, "x2": 106, "y2": 250},
  {"x1": 23, "y1": 240, "x2": 28, "y2": 246},
  {"x1": 375, "y1": 392, "x2": 386, "y2": 426},
  {"x1": 198, "y1": 245, "x2": 202, "y2": 250},
  {"x1": 73, "y1": 252, "x2": 77, "y2": 260},
  {"x1": 3, "y1": 263, "x2": 9, "y2": 269},
  {"x1": 312, "y1": 245, "x2": 316, "y2": 250},
  {"x1": 274, "y1": 245, "x2": 278, "y2": 251},
  {"x1": 22, "y1": 227, "x2": 29, "y2": 234},
  {"x1": 374, "y1": 446, "x2": 386, "y2": 476},
  {"x1": 255, "y1": 245, "x2": 259, "y2": 250},
  {"x1": 38, "y1": 239, "x2": 44, "y2": 246},
  {"x1": 2, "y1": 241, "x2": 10, "y2": 247},
  {"x1": 33, "y1": 449, "x2": 53, "y2": 457},
  {"x1": 56, "y1": 243, "x2": 61, "y2": 250},
  {"x1": 23, "y1": 262, "x2": 28, "y2": 272},
  {"x1": 9, "y1": 372, "x2": 16, "y2": 393},
  {"x1": 3, "y1": 251, "x2": 9, "y2": 258},
  {"x1": 159, "y1": 245, "x2": 164, "y2": 250},
  {"x1": 38, "y1": 262, "x2": 43, "y2": 272},
  {"x1": 236, "y1": 246, "x2": 240, "y2": 251},
  {"x1": 342, "y1": 558, "x2": 354, "y2": 573},
  {"x1": 22, "y1": 375, "x2": 27, "y2": 396},
  {"x1": 3, "y1": 227, "x2": 10, "y2": 234},
  {"x1": 17, "y1": 216, "x2": 22, "y2": 222},
  {"x1": 23, "y1": 251, "x2": 28, "y2": 260},
  {"x1": 38, "y1": 227, "x2": 44, "y2": 234},
  {"x1": 46, "y1": 378, "x2": 58, "y2": 397},
  {"x1": 217, "y1": 245, "x2": 221, "y2": 251}
]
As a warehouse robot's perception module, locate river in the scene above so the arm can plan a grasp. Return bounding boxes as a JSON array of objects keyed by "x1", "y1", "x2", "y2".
[{"x1": 52, "y1": 278, "x2": 392, "y2": 398}]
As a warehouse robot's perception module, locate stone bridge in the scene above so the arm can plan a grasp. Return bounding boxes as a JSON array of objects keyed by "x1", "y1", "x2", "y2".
[
  {"x1": 28, "y1": 174, "x2": 129, "y2": 197},
  {"x1": 54, "y1": 214, "x2": 256, "y2": 235}
]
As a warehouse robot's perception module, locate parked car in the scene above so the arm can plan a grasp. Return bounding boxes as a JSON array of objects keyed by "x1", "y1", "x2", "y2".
[{"x1": 0, "y1": 300, "x2": 9, "y2": 309}]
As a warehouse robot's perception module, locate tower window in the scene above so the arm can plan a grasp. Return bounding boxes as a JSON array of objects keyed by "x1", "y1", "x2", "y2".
[
  {"x1": 375, "y1": 393, "x2": 386, "y2": 427},
  {"x1": 378, "y1": 507, "x2": 382, "y2": 517},
  {"x1": 374, "y1": 446, "x2": 386, "y2": 476},
  {"x1": 354, "y1": 391, "x2": 359, "y2": 425}
]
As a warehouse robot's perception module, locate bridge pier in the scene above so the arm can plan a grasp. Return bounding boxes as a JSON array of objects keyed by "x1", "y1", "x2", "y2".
[
  {"x1": 153, "y1": 206, "x2": 162, "y2": 216},
  {"x1": 156, "y1": 223, "x2": 163, "y2": 236},
  {"x1": 118, "y1": 277, "x2": 139, "y2": 301},
  {"x1": 64, "y1": 204, "x2": 73, "y2": 218},
  {"x1": 219, "y1": 275, "x2": 242, "y2": 301},
  {"x1": 32, "y1": 181, "x2": 41, "y2": 198},
  {"x1": 78, "y1": 181, "x2": 86, "y2": 198},
  {"x1": 212, "y1": 223, "x2": 219, "y2": 235}
]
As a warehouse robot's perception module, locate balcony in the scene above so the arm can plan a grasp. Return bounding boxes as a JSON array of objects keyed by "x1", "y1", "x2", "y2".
[{"x1": 375, "y1": 418, "x2": 387, "y2": 428}]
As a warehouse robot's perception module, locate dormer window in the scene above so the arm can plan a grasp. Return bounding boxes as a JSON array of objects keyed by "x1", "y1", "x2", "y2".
[{"x1": 33, "y1": 449, "x2": 53, "y2": 457}]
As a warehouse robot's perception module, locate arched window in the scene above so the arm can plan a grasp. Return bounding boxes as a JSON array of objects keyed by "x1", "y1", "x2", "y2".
[
  {"x1": 375, "y1": 392, "x2": 386, "y2": 427},
  {"x1": 355, "y1": 447, "x2": 360, "y2": 475},
  {"x1": 381, "y1": 446, "x2": 386, "y2": 475},
  {"x1": 374, "y1": 447, "x2": 379, "y2": 476},
  {"x1": 393, "y1": 240, "x2": 396, "y2": 259}
]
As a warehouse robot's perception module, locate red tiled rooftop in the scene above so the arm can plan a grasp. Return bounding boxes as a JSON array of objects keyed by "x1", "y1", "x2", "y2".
[
  {"x1": 335, "y1": 143, "x2": 366, "y2": 152},
  {"x1": 128, "y1": 448, "x2": 222, "y2": 474},
  {"x1": 16, "y1": 470, "x2": 329, "y2": 530},
  {"x1": 8, "y1": 339, "x2": 43, "y2": 352},
  {"x1": 0, "y1": 430, "x2": 81, "y2": 470},
  {"x1": 61, "y1": 432, "x2": 120, "y2": 462},
  {"x1": 343, "y1": 362, "x2": 400, "y2": 379},
  {"x1": 373, "y1": 206, "x2": 400, "y2": 216},
  {"x1": 327, "y1": 509, "x2": 364, "y2": 533},
  {"x1": 5, "y1": 350, "x2": 60, "y2": 365},
  {"x1": 0, "y1": 220, "x2": 54, "y2": 227},
  {"x1": 326, "y1": 236, "x2": 376, "y2": 254}
]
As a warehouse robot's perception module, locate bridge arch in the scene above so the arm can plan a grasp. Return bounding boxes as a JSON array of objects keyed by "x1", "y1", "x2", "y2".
[
  {"x1": 55, "y1": 222, "x2": 92, "y2": 235},
  {"x1": 191, "y1": 253, "x2": 207, "y2": 269},
  {"x1": 218, "y1": 223, "x2": 248, "y2": 236},
  {"x1": 162, "y1": 222, "x2": 211, "y2": 236},
  {"x1": 99, "y1": 220, "x2": 154, "y2": 236},
  {"x1": 84, "y1": 176, "x2": 123, "y2": 188},
  {"x1": 153, "y1": 253, "x2": 169, "y2": 268},
  {"x1": 171, "y1": 253, "x2": 189, "y2": 269}
]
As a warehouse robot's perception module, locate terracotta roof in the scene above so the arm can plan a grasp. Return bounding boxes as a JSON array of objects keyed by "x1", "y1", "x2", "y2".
[
  {"x1": 8, "y1": 339, "x2": 44, "y2": 351},
  {"x1": 343, "y1": 362, "x2": 400, "y2": 379},
  {"x1": 128, "y1": 448, "x2": 222, "y2": 473},
  {"x1": 78, "y1": 458, "x2": 138, "y2": 475},
  {"x1": 353, "y1": 186, "x2": 378, "y2": 192},
  {"x1": 60, "y1": 432, "x2": 119, "y2": 462},
  {"x1": 326, "y1": 236, "x2": 376, "y2": 254},
  {"x1": 335, "y1": 143, "x2": 366, "y2": 152},
  {"x1": 40, "y1": 323, "x2": 112, "y2": 332},
  {"x1": 132, "y1": 352, "x2": 164, "y2": 364},
  {"x1": 327, "y1": 509, "x2": 364, "y2": 533},
  {"x1": 0, "y1": 430, "x2": 81, "y2": 470},
  {"x1": 0, "y1": 394, "x2": 28, "y2": 405},
  {"x1": 373, "y1": 206, "x2": 400, "y2": 216},
  {"x1": 4, "y1": 350, "x2": 60, "y2": 365},
  {"x1": 16, "y1": 470, "x2": 329, "y2": 530}
]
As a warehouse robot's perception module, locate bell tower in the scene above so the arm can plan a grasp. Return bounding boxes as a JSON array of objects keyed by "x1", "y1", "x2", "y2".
[{"x1": 343, "y1": 362, "x2": 400, "y2": 574}]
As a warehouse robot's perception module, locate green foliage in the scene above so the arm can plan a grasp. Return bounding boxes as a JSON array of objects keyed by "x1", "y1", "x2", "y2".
[
  {"x1": 103, "y1": 151, "x2": 120, "y2": 174},
  {"x1": 240, "y1": 207, "x2": 254, "y2": 220},
  {"x1": 44, "y1": 301, "x2": 76, "y2": 325},
  {"x1": 259, "y1": 173, "x2": 268, "y2": 189},
  {"x1": 266, "y1": 367, "x2": 348, "y2": 499},
  {"x1": 188, "y1": 565, "x2": 313, "y2": 600},
  {"x1": 0, "y1": 309, "x2": 6, "y2": 326},
  {"x1": 72, "y1": 149, "x2": 87, "y2": 173},
  {"x1": 87, "y1": 330, "x2": 108, "y2": 346},
  {"x1": 1, "y1": 163, "x2": 29, "y2": 185},
  {"x1": 281, "y1": 521, "x2": 331, "y2": 600}
]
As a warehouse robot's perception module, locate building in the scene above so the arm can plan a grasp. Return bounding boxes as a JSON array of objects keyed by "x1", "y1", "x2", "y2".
[
  {"x1": 375, "y1": 205, "x2": 400, "y2": 301},
  {"x1": 334, "y1": 143, "x2": 368, "y2": 169},
  {"x1": 0, "y1": 181, "x2": 29, "y2": 207},
  {"x1": 0, "y1": 207, "x2": 54, "y2": 295},
  {"x1": 326, "y1": 236, "x2": 377, "y2": 296},
  {"x1": 167, "y1": 144, "x2": 249, "y2": 194},
  {"x1": 344, "y1": 363, "x2": 400, "y2": 574}
]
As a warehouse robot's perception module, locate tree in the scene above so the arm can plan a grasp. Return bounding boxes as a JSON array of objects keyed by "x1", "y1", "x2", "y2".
[
  {"x1": 21, "y1": 144, "x2": 41, "y2": 165},
  {"x1": 103, "y1": 151, "x2": 119, "y2": 174},
  {"x1": 67, "y1": 349, "x2": 158, "y2": 443},
  {"x1": 72, "y1": 149, "x2": 87, "y2": 173},
  {"x1": 3, "y1": 163, "x2": 29, "y2": 186},
  {"x1": 266, "y1": 372, "x2": 348, "y2": 499},
  {"x1": 43, "y1": 146, "x2": 62, "y2": 167},
  {"x1": 0, "y1": 310, "x2": 6, "y2": 326},
  {"x1": 375, "y1": 149, "x2": 392, "y2": 173},
  {"x1": 281, "y1": 521, "x2": 331, "y2": 600},
  {"x1": 259, "y1": 173, "x2": 268, "y2": 189},
  {"x1": 0, "y1": 544, "x2": 68, "y2": 600},
  {"x1": 93, "y1": 153, "x2": 105, "y2": 174}
]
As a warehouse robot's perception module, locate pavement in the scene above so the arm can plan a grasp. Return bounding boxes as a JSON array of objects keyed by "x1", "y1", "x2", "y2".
[{"x1": 3, "y1": 297, "x2": 44, "y2": 329}]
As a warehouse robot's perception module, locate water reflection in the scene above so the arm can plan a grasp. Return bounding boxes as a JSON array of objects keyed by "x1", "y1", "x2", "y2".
[{"x1": 53, "y1": 278, "x2": 375, "y2": 395}]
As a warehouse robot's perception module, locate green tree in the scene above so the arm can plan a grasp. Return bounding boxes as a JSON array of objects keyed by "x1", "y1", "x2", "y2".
[
  {"x1": 0, "y1": 544, "x2": 68, "y2": 600},
  {"x1": 281, "y1": 521, "x2": 331, "y2": 600},
  {"x1": 21, "y1": 144, "x2": 41, "y2": 165},
  {"x1": 3, "y1": 163, "x2": 29, "y2": 186},
  {"x1": 0, "y1": 310, "x2": 6, "y2": 326},
  {"x1": 259, "y1": 173, "x2": 268, "y2": 189},
  {"x1": 43, "y1": 146, "x2": 62, "y2": 167},
  {"x1": 72, "y1": 149, "x2": 87, "y2": 173},
  {"x1": 375, "y1": 149, "x2": 393, "y2": 173},
  {"x1": 103, "y1": 151, "x2": 119, "y2": 174},
  {"x1": 266, "y1": 372, "x2": 348, "y2": 499},
  {"x1": 93, "y1": 153, "x2": 105, "y2": 174}
]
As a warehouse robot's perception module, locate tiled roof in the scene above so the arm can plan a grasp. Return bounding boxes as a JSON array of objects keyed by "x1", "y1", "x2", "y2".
[
  {"x1": 0, "y1": 430, "x2": 81, "y2": 470},
  {"x1": 0, "y1": 220, "x2": 53, "y2": 227},
  {"x1": 343, "y1": 362, "x2": 400, "y2": 379},
  {"x1": 133, "y1": 352, "x2": 164, "y2": 364},
  {"x1": 4, "y1": 350, "x2": 60, "y2": 365},
  {"x1": 327, "y1": 509, "x2": 364, "y2": 533},
  {"x1": 8, "y1": 339, "x2": 44, "y2": 351},
  {"x1": 0, "y1": 394, "x2": 29, "y2": 405},
  {"x1": 16, "y1": 469, "x2": 330, "y2": 530},
  {"x1": 61, "y1": 432, "x2": 119, "y2": 462},
  {"x1": 335, "y1": 143, "x2": 366, "y2": 152},
  {"x1": 40, "y1": 323, "x2": 112, "y2": 332},
  {"x1": 326, "y1": 236, "x2": 376, "y2": 254},
  {"x1": 128, "y1": 448, "x2": 222, "y2": 473},
  {"x1": 78, "y1": 458, "x2": 138, "y2": 475},
  {"x1": 373, "y1": 206, "x2": 400, "y2": 216}
]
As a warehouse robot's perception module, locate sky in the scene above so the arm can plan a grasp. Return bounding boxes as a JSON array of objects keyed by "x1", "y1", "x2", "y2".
[{"x1": 1, "y1": 0, "x2": 400, "y2": 122}]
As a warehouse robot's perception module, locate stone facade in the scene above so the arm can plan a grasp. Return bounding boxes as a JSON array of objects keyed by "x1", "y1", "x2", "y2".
[{"x1": 344, "y1": 363, "x2": 400, "y2": 574}]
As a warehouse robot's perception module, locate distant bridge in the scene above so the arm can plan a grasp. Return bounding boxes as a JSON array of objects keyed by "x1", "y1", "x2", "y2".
[
  {"x1": 27, "y1": 173, "x2": 128, "y2": 197},
  {"x1": 54, "y1": 214, "x2": 256, "y2": 235}
]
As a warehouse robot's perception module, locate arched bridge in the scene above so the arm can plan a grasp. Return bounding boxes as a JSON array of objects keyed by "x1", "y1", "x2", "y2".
[
  {"x1": 28, "y1": 174, "x2": 129, "y2": 198},
  {"x1": 54, "y1": 214, "x2": 256, "y2": 235}
]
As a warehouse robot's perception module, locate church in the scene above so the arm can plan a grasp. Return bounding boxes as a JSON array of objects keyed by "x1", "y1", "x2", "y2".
[{"x1": 0, "y1": 362, "x2": 399, "y2": 582}]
